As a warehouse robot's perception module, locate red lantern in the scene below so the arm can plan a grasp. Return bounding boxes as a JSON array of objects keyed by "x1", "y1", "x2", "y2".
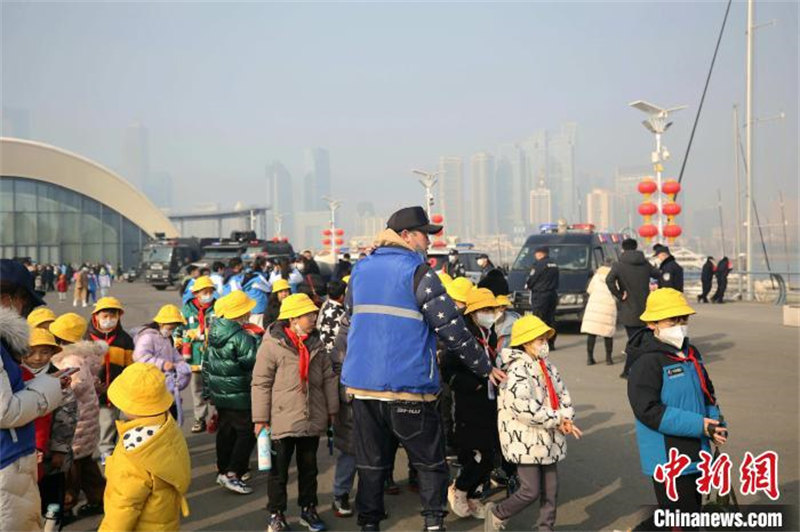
[
  {"x1": 322, "y1": 238, "x2": 332, "y2": 246},
  {"x1": 282, "y1": 237, "x2": 289, "y2": 243},
  {"x1": 638, "y1": 180, "x2": 657, "y2": 195},
  {"x1": 335, "y1": 229, "x2": 344, "y2": 236},
  {"x1": 434, "y1": 230, "x2": 444, "y2": 238},
  {"x1": 432, "y1": 240, "x2": 447, "y2": 248},
  {"x1": 431, "y1": 214, "x2": 444, "y2": 224},
  {"x1": 638, "y1": 202, "x2": 658, "y2": 216},
  {"x1": 663, "y1": 224, "x2": 682, "y2": 238},
  {"x1": 322, "y1": 229, "x2": 332, "y2": 236},
  {"x1": 271, "y1": 237, "x2": 279, "y2": 243},
  {"x1": 335, "y1": 238, "x2": 344, "y2": 245},
  {"x1": 661, "y1": 180, "x2": 681, "y2": 195},
  {"x1": 662, "y1": 202, "x2": 682, "y2": 216},
  {"x1": 638, "y1": 224, "x2": 658, "y2": 238}
]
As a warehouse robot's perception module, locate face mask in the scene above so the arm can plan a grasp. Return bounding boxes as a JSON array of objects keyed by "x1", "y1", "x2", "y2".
[
  {"x1": 656, "y1": 324, "x2": 688, "y2": 350},
  {"x1": 296, "y1": 263, "x2": 305, "y2": 272},
  {"x1": 475, "y1": 312, "x2": 497, "y2": 329},
  {"x1": 99, "y1": 318, "x2": 118, "y2": 330},
  {"x1": 449, "y1": 256, "x2": 457, "y2": 264},
  {"x1": 477, "y1": 259, "x2": 487, "y2": 268},
  {"x1": 22, "y1": 362, "x2": 49, "y2": 375},
  {"x1": 199, "y1": 294, "x2": 214, "y2": 304},
  {"x1": 160, "y1": 327, "x2": 174, "y2": 338},
  {"x1": 537, "y1": 342, "x2": 550, "y2": 359}
]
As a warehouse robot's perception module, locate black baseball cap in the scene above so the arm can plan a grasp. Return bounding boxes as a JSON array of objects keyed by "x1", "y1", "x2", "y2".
[
  {"x1": 0, "y1": 259, "x2": 45, "y2": 307},
  {"x1": 386, "y1": 206, "x2": 442, "y2": 234},
  {"x1": 534, "y1": 246, "x2": 550, "y2": 254},
  {"x1": 653, "y1": 244, "x2": 670, "y2": 256}
]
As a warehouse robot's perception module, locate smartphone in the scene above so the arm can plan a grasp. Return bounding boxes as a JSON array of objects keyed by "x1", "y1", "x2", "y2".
[{"x1": 58, "y1": 367, "x2": 80, "y2": 377}]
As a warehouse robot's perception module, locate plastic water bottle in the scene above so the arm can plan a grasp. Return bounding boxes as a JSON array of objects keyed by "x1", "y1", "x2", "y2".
[
  {"x1": 43, "y1": 503, "x2": 59, "y2": 532},
  {"x1": 257, "y1": 427, "x2": 272, "y2": 471}
]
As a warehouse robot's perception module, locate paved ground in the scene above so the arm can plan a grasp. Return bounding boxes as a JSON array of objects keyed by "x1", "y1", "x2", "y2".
[{"x1": 54, "y1": 281, "x2": 799, "y2": 531}]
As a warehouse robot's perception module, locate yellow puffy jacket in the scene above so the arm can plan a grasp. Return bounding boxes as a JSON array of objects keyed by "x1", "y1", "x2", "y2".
[{"x1": 99, "y1": 413, "x2": 191, "y2": 531}]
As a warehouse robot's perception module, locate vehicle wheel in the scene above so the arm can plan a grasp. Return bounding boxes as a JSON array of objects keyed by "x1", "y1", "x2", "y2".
[{"x1": 154, "y1": 285, "x2": 167, "y2": 291}]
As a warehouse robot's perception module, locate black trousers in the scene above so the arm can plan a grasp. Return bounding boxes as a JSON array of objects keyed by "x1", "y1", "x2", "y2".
[
  {"x1": 216, "y1": 408, "x2": 256, "y2": 477},
  {"x1": 455, "y1": 447, "x2": 494, "y2": 498},
  {"x1": 531, "y1": 291, "x2": 558, "y2": 347},
  {"x1": 267, "y1": 436, "x2": 320, "y2": 512},
  {"x1": 439, "y1": 381, "x2": 456, "y2": 452},
  {"x1": 353, "y1": 399, "x2": 448, "y2": 528},
  {"x1": 586, "y1": 335, "x2": 613, "y2": 357},
  {"x1": 622, "y1": 326, "x2": 645, "y2": 374},
  {"x1": 711, "y1": 278, "x2": 727, "y2": 302},
  {"x1": 39, "y1": 472, "x2": 65, "y2": 516},
  {"x1": 699, "y1": 280, "x2": 712, "y2": 302},
  {"x1": 635, "y1": 473, "x2": 702, "y2": 531}
]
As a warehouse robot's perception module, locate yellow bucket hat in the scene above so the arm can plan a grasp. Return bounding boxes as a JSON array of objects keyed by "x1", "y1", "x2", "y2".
[
  {"x1": 216, "y1": 291, "x2": 256, "y2": 320},
  {"x1": 271, "y1": 278, "x2": 291, "y2": 293},
  {"x1": 640, "y1": 288, "x2": 696, "y2": 322},
  {"x1": 191, "y1": 276, "x2": 216, "y2": 293},
  {"x1": 495, "y1": 294, "x2": 513, "y2": 308},
  {"x1": 153, "y1": 304, "x2": 187, "y2": 325},
  {"x1": 509, "y1": 315, "x2": 555, "y2": 347},
  {"x1": 107, "y1": 362, "x2": 173, "y2": 416},
  {"x1": 445, "y1": 277, "x2": 475, "y2": 304},
  {"x1": 28, "y1": 328, "x2": 62, "y2": 354},
  {"x1": 49, "y1": 313, "x2": 88, "y2": 344},
  {"x1": 27, "y1": 307, "x2": 56, "y2": 328},
  {"x1": 278, "y1": 293, "x2": 319, "y2": 321},
  {"x1": 437, "y1": 271, "x2": 454, "y2": 286},
  {"x1": 93, "y1": 296, "x2": 124, "y2": 315},
  {"x1": 465, "y1": 288, "x2": 500, "y2": 315}
]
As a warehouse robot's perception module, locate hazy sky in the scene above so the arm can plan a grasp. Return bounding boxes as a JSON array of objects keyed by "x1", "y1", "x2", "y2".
[{"x1": 2, "y1": 2, "x2": 797, "y2": 232}]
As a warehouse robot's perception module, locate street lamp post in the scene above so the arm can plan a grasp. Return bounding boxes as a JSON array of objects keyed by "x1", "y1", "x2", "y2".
[
  {"x1": 323, "y1": 196, "x2": 342, "y2": 262},
  {"x1": 411, "y1": 169, "x2": 440, "y2": 219}
]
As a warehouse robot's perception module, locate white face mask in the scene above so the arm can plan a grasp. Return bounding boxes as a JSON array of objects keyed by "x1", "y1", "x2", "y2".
[
  {"x1": 477, "y1": 259, "x2": 488, "y2": 268},
  {"x1": 537, "y1": 342, "x2": 550, "y2": 359},
  {"x1": 296, "y1": 263, "x2": 305, "y2": 272},
  {"x1": 656, "y1": 324, "x2": 688, "y2": 350},
  {"x1": 199, "y1": 294, "x2": 214, "y2": 304},
  {"x1": 449, "y1": 256, "x2": 458, "y2": 264},
  {"x1": 474, "y1": 311, "x2": 497, "y2": 329},
  {"x1": 99, "y1": 318, "x2": 118, "y2": 330},
  {"x1": 160, "y1": 327, "x2": 174, "y2": 338}
]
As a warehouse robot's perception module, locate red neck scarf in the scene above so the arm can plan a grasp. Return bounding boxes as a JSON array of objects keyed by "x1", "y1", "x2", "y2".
[
  {"x1": 284, "y1": 327, "x2": 310, "y2": 382},
  {"x1": 667, "y1": 347, "x2": 715, "y2": 405},
  {"x1": 193, "y1": 298, "x2": 212, "y2": 333},
  {"x1": 477, "y1": 328, "x2": 497, "y2": 362},
  {"x1": 537, "y1": 358, "x2": 560, "y2": 410}
]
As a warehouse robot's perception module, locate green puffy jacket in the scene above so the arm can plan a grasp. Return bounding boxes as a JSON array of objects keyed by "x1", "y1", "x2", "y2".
[
  {"x1": 202, "y1": 317, "x2": 259, "y2": 410},
  {"x1": 177, "y1": 298, "x2": 216, "y2": 367}
]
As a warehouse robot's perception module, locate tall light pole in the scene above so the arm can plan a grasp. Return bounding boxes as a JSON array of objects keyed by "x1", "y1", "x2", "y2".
[
  {"x1": 629, "y1": 100, "x2": 687, "y2": 242},
  {"x1": 745, "y1": 0, "x2": 755, "y2": 300},
  {"x1": 323, "y1": 196, "x2": 342, "y2": 262},
  {"x1": 411, "y1": 169, "x2": 440, "y2": 219},
  {"x1": 274, "y1": 213, "x2": 284, "y2": 239},
  {"x1": 733, "y1": 105, "x2": 744, "y2": 299}
]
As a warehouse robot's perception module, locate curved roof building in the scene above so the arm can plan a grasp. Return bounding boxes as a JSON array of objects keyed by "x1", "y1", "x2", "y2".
[{"x1": 1, "y1": 137, "x2": 179, "y2": 267}]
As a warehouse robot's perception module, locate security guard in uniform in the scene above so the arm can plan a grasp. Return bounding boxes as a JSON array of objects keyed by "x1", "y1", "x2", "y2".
[
  {"x1": 653, "y1": 244, "x2": 684, "y2": 292},
  {"x1": 525, "y1": 246, "x2": 559, "y2": 349}
]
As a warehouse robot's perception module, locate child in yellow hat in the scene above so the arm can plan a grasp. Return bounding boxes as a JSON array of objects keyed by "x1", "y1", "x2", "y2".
[
  {"x1": 485, "y1": 315, "x2": 582, "y2": 532},
  {"x1": 99, "y1": 363, "x2": 191, "y2": 532}
]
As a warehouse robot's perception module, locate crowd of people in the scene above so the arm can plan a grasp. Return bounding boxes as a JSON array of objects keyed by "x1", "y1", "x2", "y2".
[
  {"x1": 20, "y1": 261, "x2": 118, "y2": 307},
  {"x1": 0, "y1": 206, "x2": 729, "y2": 532}
]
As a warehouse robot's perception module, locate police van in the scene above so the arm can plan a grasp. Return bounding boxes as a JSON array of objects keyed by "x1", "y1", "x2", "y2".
[{"x1": 508, "y1": 224, "x2": 626, "y2": 321}]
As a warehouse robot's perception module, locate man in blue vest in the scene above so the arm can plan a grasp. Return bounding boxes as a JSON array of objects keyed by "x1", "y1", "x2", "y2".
[{"x1": 341, "y1": 207, "x2": 507, "y2": 532}]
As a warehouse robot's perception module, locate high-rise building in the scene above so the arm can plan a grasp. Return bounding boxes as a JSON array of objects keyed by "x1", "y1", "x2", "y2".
[
  {"x1": 144, "y1": 171, "x2": 173, "y2": 209},
  {"x1": 294, "y1": 210, "x2": 329, "y2": 253},
  {"x1": 548, "y1": 123, "x2": 577, "y2": 222},
  {"x1": 529, "y1": 182, "x2": 552, "y2": 229},
  {"x1": 495, "y1": 143, "x2": 528, "y2": 236},
  {"x1": 586, "y1": 188, "x2": 615, "y2": 231},
  {"x1": 303, "y1": 148, "x2": 331, "y2": 211},
  {"x1": 437, "y1": 156, "x2": 465, "y2": 237},
  {"x1": 124, "y1": 122, "x2": 149, "y2": 190},
  {"x1": 615, "y1": 166, "x2": 652, "y2": 233},
  {"x1": 266, "y1": 161, "x2": 294, "y2": 239},
  {"x1": 470, "y1": 152, "x2": 496, "y2": 237}
]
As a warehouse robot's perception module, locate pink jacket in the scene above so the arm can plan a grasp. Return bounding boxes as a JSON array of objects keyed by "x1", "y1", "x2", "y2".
[
  {"x1": 133, "y1": 327, "x2": 191, "y2": 392},
  {"x1": 52, "y1": 340, "x2": 105, "y2": 460}
]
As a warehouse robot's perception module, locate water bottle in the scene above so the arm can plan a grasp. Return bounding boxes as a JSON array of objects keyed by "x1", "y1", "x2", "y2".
[
  {"x1": 43, "y1": 503, "x2": 59, "y2": 532},
  {"x1": 257, "y1": 427, "x2": 272, "y2": 471}
]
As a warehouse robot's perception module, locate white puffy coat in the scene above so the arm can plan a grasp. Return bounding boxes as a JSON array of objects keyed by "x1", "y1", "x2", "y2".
[
  {"x1": 497, "y1": 349, "x2": 575, "y2": 465},
  {"x1": 580, "y1": 266, "x2": 618, "y2": 338},
  {"x1": 0, "y1": 306, "x2": 64, "y2": 532}
]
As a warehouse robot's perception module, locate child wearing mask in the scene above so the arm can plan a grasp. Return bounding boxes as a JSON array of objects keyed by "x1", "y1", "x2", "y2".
[
  {"x1": 203, "y1": 291, "x2": 259, "y2": 495},
  {"x1": 443, "y1": 288, "x2": 501, "y2": 520},
  {"x1": 178, "y1": 276, "x2": 217, "y2": 433},
  {"x1": 133, "y1": 305, "x2": 192, "y2": 425},
  {"x1": 485, "y1": 315, "x2": 581, "y2": 532},
  {"x1": 99, "y1": 363, "x2": 191, "y2": 532},
  {"x1": 22, "y1": 328, "x2": 78, "y2": 526},
  {"x1": 251, "y1": 293, "x2": 339, "y2": 532},
  {"x1": 85, "y1": 297, "x2": 135, "y2": 463},
  {"x1": 264, "y1": 278, "x2": 292, "y2": 327},
  {"x1": 49, "y1": 313, "x2": 108, "y2": 522}
]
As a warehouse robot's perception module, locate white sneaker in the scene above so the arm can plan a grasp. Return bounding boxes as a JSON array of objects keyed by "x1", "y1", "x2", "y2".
[
  {"x1": 217, "y1": 473, "x2": 253, "y2": 494},
  {"x1": 447, "y1": 484, "x2": 471, "y2": 518},
  {"x1": 469, "y1": 498, "x2": 487, "y2": 519},
  {"x1": 483, "y1": 502, "x2": 506, "y2": 532}
]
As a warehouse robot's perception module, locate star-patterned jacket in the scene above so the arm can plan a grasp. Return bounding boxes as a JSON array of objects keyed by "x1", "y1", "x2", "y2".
[{"x1": 316, "y1": 299, "x2": 346, "y2": 353}]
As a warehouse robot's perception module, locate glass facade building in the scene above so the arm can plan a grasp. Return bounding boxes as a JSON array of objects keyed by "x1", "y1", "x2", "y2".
[{"x1": 0, "y1": 176, "x2": 148, "y2": 268}]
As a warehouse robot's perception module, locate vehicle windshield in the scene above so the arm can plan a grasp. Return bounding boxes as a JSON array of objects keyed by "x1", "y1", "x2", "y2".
[
  {"x1": 427, "y1": 252, "x2": 482, "y2": 272},
  {"x1": 265, "y1": 243, "x2": 293, "y2": 256},
  {"x1": 512, "y1": 244, "x2": 590, "y2": 272},
  {"x1": 145, "y1": 246, "x2": 174, "y2": 263},
  {"x1": 203, "y1": 248, "x2": 242, "y2": 260},
  {"x1": 245, "y1": 246, "x2": 263, "y2": 256}
]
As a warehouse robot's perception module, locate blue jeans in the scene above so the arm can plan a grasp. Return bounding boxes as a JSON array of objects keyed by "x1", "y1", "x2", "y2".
[{"x1": 334, "y1": 451, "x2": 356, "y2": 497}]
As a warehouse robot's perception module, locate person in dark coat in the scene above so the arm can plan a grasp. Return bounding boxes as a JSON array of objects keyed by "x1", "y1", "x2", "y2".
[
  {"x1": 606, "y1": 239, "x2": 660, "y2": 378},
  {"x1": 525, "y1": 246, "x2": 559, "y2": 350},
  {"x1": 331, "y1": 254, "x2": 352, "y2": 282},
  {"x1": 653, "y1": 244, "x2": 684, "y2": 292},
  {"x1": 442, "y1": 249, "x2": 467, "y2": 279},
  {"x1": 698, "y1": 257, "x2": 715, "y2": 303},
  {"x1": 711, "y1": 257, "x2": 731, "y2": 303},
  {"x1": 477, "y1": 267, "x2": 509, "y2": 298}
]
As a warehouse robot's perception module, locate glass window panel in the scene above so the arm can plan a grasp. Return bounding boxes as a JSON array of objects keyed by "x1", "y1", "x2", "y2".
[
  {"x1": 0, "y1": 179, "x2": 13, "y2": 211},
  {"x1": 38, "y1": 212, "x2": 59, "y2": 245},
  {"x1": 102, "y1": 210, "x2": 120, "y2": 244},
  {"x1": 2, "y1": 246, "x2": 15, "y2": 258},
  {"x1": 83, "y1": 212, "x2": 103, "y2": 243},
  {"x1": 14, "y1": 212, "x2": 36, "y2": 244},
  {"x1": 13, "y1": 179, "x2": 37, "y2": 212},
  {"x1": 82, "y1": 244, "x2": 102, "y2": 264},
  {"x1": 82, "y1": 196, "x2": 100, "y2": 214},
  {"x1": 37, "y1": 182, "x2": 61, "y2": 212},
  {"x1": 57, "y1": 187, "x2": 81, "y2": 213},
  {"x1": 61, "y1": 244, "x2": 81, "y2": 266},
  {"x1": 0, "y1": 212, "x2": 13, "y2": 245},
  {"x1": 102, "y1": 244, "x2": 118, "y2": 267},
  {"x1": 60, "y1": 213, "x2": 82, "y2": 244}
]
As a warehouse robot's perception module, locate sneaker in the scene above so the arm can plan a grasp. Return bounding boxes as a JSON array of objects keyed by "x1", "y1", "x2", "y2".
[
  {"x1": 447, "y1": 484, "x2": 471, "y2": 518},
  {"x1": 423, "y1": 523, "x2": 446, "y2": 531},
  {"x1": 268, "y1": 511, "x2": 291, "y2": 532},
  {"x1": 332, "y1": 494, "x2": 353, "y2": 517},
  {"x1": 76, "y1": 503, "x2": 103, "y2": 517},
  {"x1": 360, "y1": 524, "x2": 380, "y2": 531},
  {"x1": 241, "y1": 470, "x2": 252, "y2": 482},
  {"x1": 483, "y1": 502, "x2": 506, "y2": 532},
  {"x1": 191, "y1": 419, "x2": 206, "y2": 433},
  {"x1": 468, "y1": 498, "x2": 487, "y2": 519},
  {"x1": 489, "y1": 468, "x2": 507, "y2": 489},
  {"x1": 299, "y1": 505, "x2": 327, "y2": 532},
  {"x1": 217, "y1": 472, "x2": 253, "y2": 494},
  {"x1": 384, "y1": 477, "x2": 400, "y2": 495}
]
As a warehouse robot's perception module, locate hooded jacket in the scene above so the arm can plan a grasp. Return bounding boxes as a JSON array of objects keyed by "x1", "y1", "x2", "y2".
[
  {"x1": 251, "y1": 323, "x2": 339, "y2": 440},
  {"x1": 86, "y1": 318, "x2": 134, "y2": 406},
  {"x1": 99, "y1": 413, "x2": 190, "y2": 531},
  {"x1": 580, "y1": 266, "x2": 617, "y2": 338},
  {"x1": 605, "y1": 250, "x2": 658, "y2": 327},
  {"x1": 133, "y1": 327, "x2": 191, "y2": 392},
  {"x1": 177, "y1": 298, "x2": 216, "y2": 369},
  {"x1": 497, "y1": 348, "x2": 575, "y2": 465},
  {"x1": 626, "y1": 328, "x2": 720, "y2": 476},
  {"x1": 202, "y1": 318, "x2": 258, "y2": 410},
  {"x1": 52, "y1": 340, "x2": 106, "y2": 459},
  {"x1": 657, "y1": 255, "x2": 684, "y2": 292}
]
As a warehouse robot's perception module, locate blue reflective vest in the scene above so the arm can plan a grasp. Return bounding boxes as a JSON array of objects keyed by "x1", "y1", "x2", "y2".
[
  {"x1": 342, "y1": 247, "x2": 439, "y2": 395},
  {"x1": 0, "y1": 343, "x2": 35, "y2": 469}
]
